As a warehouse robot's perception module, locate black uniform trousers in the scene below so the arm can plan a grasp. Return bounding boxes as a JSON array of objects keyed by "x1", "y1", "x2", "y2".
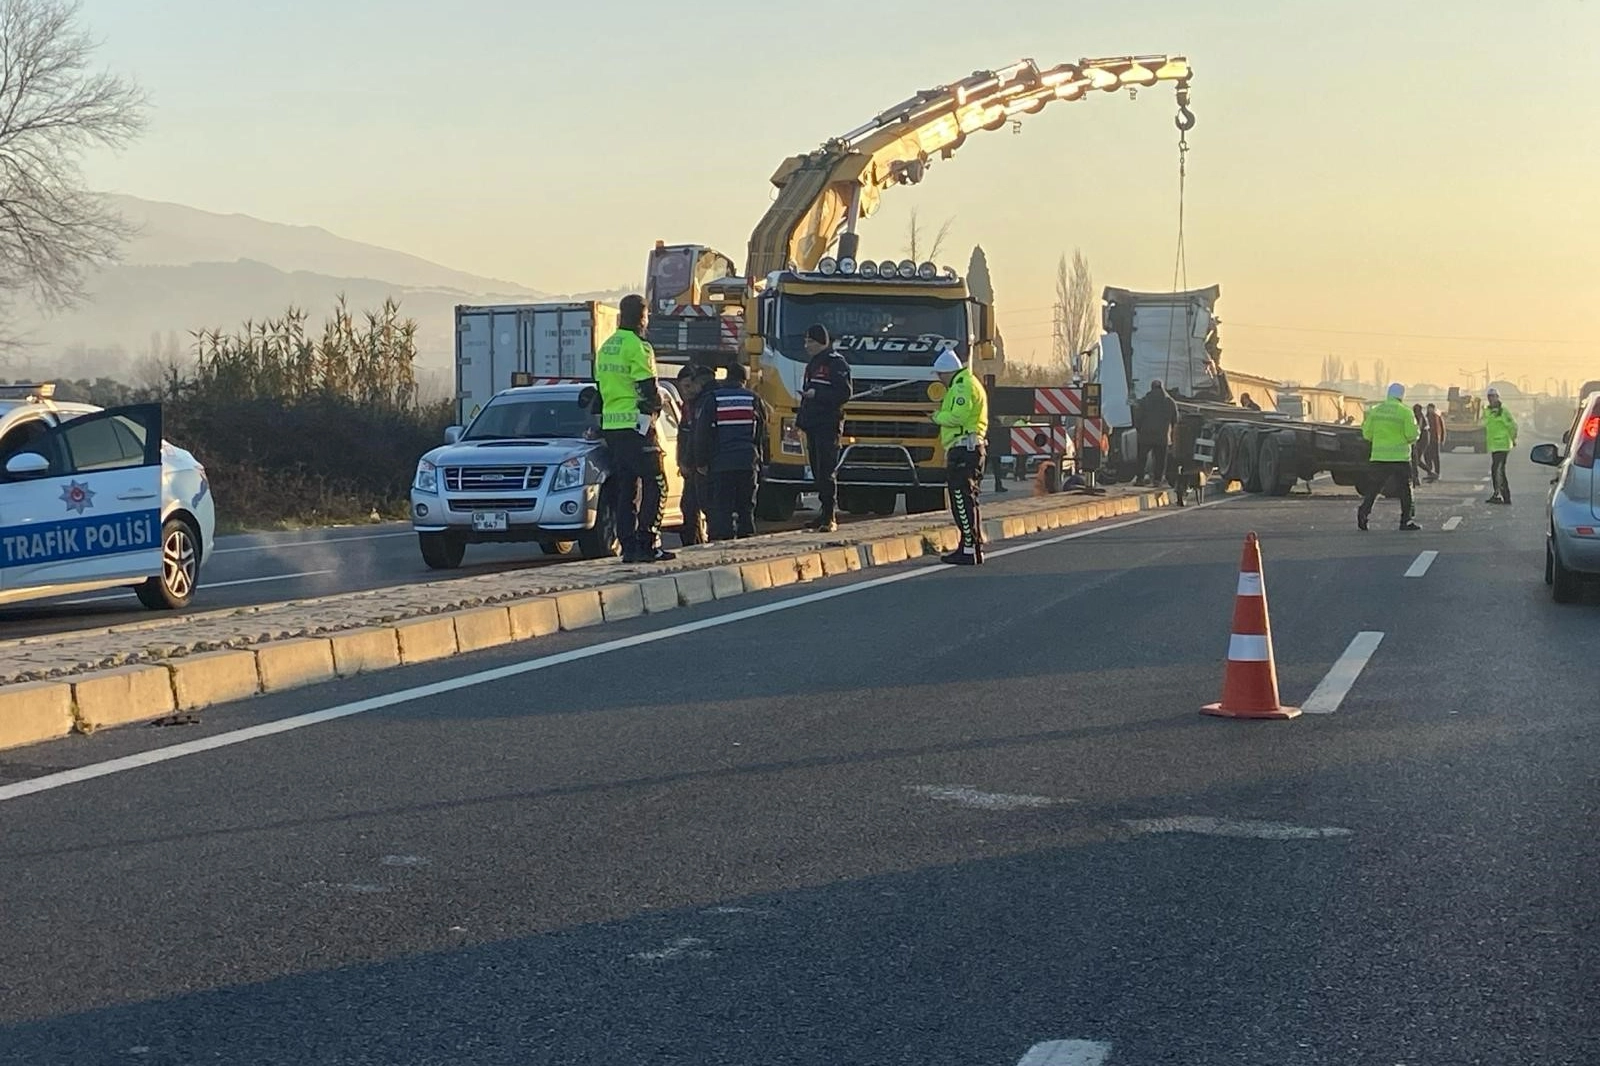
[
  {"x1": 1490, "y1": 450, "x2": 1511, "y2": 501},
  {"x1": 603, "y1": 428, "x2": 668, "y2": 555},
  {"x1": 678, "y1": 469, "x2": 707, "y2": 545},
  {"x1": 805, "y1": 429, "x2": 841, "y2": 519},
  {"x1": 947, "y1": 443, "x2": 985, "y2": 556},
  {"x1": 1357, "y1": 460, "x2": 1415, "y2": 525},
  {"x1": 707, "y1": 468, "x2": 758, "y2": 541}
]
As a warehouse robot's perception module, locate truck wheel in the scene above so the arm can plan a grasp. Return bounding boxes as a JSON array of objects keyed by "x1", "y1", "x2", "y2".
[
  {"x1": 755, "y1": 484, "x2": 798, "y2": 522},
  {"x1": 907, "y1": 487, "x2": 946, "y2": 513},
  {"x1": 539, "y1": 538, "x2": 577, "y2": 557},
  {"x1": 867, "y1": 489, "x2": 899, "y2": 516},
  {"x1": 578, "y1": 489, "x2": 620, "y2": 559},
  {"x1": 419, "y1": 532, "x2": 466, "y2": 570}
]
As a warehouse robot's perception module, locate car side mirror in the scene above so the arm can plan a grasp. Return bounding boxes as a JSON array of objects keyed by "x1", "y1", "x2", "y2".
[
  {"x1": 5, "y1": 451, "x2": 49, "y2": 477},
  {"x1": 1529, "y1": 442, "x2": 1562, "y2": 467},
  {"x1": 444, "y1": 426, "x2": 463, "y2": 444}
]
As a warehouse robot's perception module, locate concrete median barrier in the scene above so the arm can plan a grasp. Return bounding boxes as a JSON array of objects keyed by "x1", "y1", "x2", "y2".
[
  {"x1": 0, "y1": 486, "x2": 1177, "y2": 751},
  {"x1": 0, "y1": 681, "x2": 74, "y2": 749},
  {"x1": 171, "y1": 650, "x2": 262, "y2": 711}
]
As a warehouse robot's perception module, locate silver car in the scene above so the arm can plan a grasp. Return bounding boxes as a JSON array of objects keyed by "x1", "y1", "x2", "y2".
[
  {"x1": 1531, "y1": 390, "x2": 1600, "y2": 603},
  {"x1": 410, "y1": 383, "x2": 685, "y2": 568}
]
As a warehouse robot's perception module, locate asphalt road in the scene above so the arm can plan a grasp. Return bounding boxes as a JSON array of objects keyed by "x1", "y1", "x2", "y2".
[
  {"x1": 0, "y1": 493, "x2": 908, "y2": 640},
  {"x1": 1, "y1": 451, "x2": 1595, "y2": 1065}
]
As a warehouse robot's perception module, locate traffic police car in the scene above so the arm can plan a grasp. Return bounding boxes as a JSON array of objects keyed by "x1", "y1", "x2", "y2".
[{"x1": 0, "y1": 384, "x2": 215, "y2": 611}]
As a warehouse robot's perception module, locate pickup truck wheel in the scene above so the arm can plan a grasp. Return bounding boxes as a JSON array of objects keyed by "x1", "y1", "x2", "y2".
[
  {"x1": 539, "y1": 538, "x2": 577, "y2": 557},
  {"x1": 907, "y1": 487, "x2": 946, "y2": 514},
  {"x1": 136, "y1": 517, "x2": 200, "y2": 610},
  {"x1": 755, "y1": 483, "x2": 798, "y2": 521},
  {"x1": 578, "y1": 490, "x2": 620, "y2": 559},
  {"x1": 419, "y1": 532, "x2": 465, "y2": 570},
  {"x1": 1552, "y1": 541, "x2": 1582, "y2": 604}
]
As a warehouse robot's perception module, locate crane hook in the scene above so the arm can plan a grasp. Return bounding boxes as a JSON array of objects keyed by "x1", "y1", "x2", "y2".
[{"x1": 1174, "y1": 84, "x2": 1196, "y2": 132}]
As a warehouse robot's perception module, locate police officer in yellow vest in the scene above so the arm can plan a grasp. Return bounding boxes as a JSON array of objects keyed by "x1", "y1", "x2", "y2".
[
  {"x1": 931, "y1": 350, "x2": 989, "y2": 565},
  {"x1": 595, "y1": 294, "x2": 674, "y2": 563},
  {"x1": 1358, "y1": 382, "x2": 1422, "y2": 532}
]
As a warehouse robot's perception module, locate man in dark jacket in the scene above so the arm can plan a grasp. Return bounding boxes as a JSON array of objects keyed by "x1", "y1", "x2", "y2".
[
  {"x1": 795, "y1": 324, "x2": 852, "y2": 532},
  {"x1": 693, "y1": 362, "x2": 769, "y2": 540},
  {"x1": 1134, "y1": 379, "x2": 1179, "y2": 487},
  {"x1": 673, "y1": 364, "x2": 713, "y2": 545}
]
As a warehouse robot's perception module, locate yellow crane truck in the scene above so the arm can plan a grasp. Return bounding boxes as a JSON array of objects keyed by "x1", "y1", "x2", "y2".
[{"x1": 643, "y1": 55, "x2": 1195, "y2": 520}]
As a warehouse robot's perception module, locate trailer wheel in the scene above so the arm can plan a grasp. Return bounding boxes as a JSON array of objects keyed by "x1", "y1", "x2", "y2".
[
  {"x1": 1241, "y1": 430, "x2": 1265, "y2": 493},
  {"x1": 1259, "y1": 432, "x2": 1297, "y2": 497},
  {"x1": 1213, "y1": 424, "x2": 1239, "y2": 480}
]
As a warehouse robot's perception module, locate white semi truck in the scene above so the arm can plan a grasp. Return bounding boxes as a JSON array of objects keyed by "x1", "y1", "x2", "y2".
[{"x1": 453, "y1": 301, "x2": 619, "y2": 426}]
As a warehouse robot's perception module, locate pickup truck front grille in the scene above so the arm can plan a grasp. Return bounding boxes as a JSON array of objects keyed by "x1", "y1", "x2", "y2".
[
  {"x1": 843, "y1": 419, "x2": 940, "y2": 440},
  {"x1": 448, "y1": 498, "x2": 540, "y2": 512},
  {"x1": 444, "y1": 465, "x2": 548, "y2": 492}
]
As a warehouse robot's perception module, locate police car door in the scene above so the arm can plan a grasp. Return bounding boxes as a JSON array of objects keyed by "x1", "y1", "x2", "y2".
[{"x1": 0, "y1": 405, "x2": 164, "y2": 594}]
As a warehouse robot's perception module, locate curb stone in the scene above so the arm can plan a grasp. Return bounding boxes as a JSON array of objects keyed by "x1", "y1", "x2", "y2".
[{"x1": 0, "y1": 489, "x2": 1172, "y2": 751}]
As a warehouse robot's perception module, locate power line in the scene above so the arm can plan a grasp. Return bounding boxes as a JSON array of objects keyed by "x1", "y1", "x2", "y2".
[{"x1": 1224, "y1": 321, "x2": 1588, "y2": 346}]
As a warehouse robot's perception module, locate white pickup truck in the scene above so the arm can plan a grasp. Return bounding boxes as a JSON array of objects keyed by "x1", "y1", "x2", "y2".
[{"x1": 409, "y1": 382, "x2": 686, "y2": 568}]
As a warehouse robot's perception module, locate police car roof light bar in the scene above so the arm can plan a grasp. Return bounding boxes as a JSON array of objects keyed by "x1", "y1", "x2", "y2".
[{"x1": 0, "y1": 382, "x2": 56, "y2": 400}]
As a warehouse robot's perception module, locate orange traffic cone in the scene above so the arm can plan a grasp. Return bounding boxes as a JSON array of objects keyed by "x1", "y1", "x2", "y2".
[{"x1": 1202, "y1": 532, "x2": 1300, "y2": 720}]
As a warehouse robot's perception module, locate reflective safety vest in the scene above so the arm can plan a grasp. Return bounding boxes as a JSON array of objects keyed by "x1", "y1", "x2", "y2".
[
  {"x1": 1361, "y1": 398, "x2": 1419, "y2": 462},
  {"x1": 595, "y1": 329, "x2": 657, "y2": 431},
  {"x1": 931, "y1": 367, "x2": 988, "y2": 451}
]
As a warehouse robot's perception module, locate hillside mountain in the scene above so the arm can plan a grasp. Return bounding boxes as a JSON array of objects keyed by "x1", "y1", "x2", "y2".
[
  {"x1": 106, "y1": 196, "x2": 545, "y2": 297},
  {"x1": 3, "y1": 196, "x2": 614, "y2": 379}
]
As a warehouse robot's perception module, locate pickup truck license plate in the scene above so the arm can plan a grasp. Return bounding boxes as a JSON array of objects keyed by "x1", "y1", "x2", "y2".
[{"x1": 471, "y1": 511, "x2": 509, "y2": 532}]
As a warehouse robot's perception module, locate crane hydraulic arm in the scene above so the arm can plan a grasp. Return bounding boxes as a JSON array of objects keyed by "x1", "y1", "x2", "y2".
[{"x1": 745, "y1": 55, "x2": 1194, "y2": 281}]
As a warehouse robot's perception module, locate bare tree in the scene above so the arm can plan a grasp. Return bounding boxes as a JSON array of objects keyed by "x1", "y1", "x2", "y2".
[
  {"x1": 1052, "y1": 248, "x2": 1097, "y2": 378},
  {"x1": 0, "y1": 0, "x2": 147, "y2": 321},
  {"x1": 904, "y1": 208, "x2": 955, "y2": 262},
  {"x1": 1373, "y1": 359, "x2": 1387, "y2": 387}
]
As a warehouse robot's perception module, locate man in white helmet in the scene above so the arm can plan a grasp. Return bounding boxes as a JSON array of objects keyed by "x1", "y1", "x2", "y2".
[{"x1": 930, "y1": 349, "x2": 989, "y2": 565}]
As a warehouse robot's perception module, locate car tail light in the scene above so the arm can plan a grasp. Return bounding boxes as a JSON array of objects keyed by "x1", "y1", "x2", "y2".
[{"x1": 1574, "y1": 413, "x2": 1599, "y2": 469}]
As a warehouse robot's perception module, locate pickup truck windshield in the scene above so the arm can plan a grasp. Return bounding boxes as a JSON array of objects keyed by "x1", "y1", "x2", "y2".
[
  {"x1": 465, "y1": 398, "x2": 597, "y2": 441},
  {"x1": 775, "y1": 294, "x2": 968, "y2": 368}
]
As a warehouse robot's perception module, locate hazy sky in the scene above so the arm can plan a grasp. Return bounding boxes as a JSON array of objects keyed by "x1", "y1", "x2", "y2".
[{"x1": 78, "y1": 0, "x2": 1599, "y2": 388}]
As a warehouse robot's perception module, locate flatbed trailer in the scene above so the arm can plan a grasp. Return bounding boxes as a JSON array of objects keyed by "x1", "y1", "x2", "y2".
[{"x1": 1175, "y1": 401, "x2": 1390, "y2": 496}]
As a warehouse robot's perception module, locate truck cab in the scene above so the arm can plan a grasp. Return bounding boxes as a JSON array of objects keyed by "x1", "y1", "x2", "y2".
[{"x1": 745, "y1": 256, "x2": 994, "y2": 519}]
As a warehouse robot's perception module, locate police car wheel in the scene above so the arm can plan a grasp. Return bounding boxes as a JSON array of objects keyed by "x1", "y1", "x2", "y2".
[{"x1": 135, "y1": 518, "x2": 199, "y2": 611}]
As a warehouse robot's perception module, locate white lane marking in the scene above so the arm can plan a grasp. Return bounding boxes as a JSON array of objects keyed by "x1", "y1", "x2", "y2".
[
  {"x1": 1124, "y1": 815, "x2": 1353, "y2": 840},
  {"x1": 213, "y1": 531, "x2": 410, "y2": 555},
  {"x1": 1443, "y1": 516, "x2": 1463, "y2": 531},
  {"x1": 629, "y1": 936, "x2": 711, "y2": 961},
  {"x1": 379, "y1": 854, "x2": 429, "y2": 867},
  {"x1": 1302, "y1": 631, "x2": 1385, "y2": 714},
  {"x1": 0, "y1": 497, "x2": 1239, "y2": 804},
  {"x1": 1404, "y1": 551, "x2": 1439, "y2": 578},
  {"x1": 1017, "y1": 1040, "x2": 1113, "y2": 1066},
  {"x1": 55, "y1": 570, "x2": 336, "y2": 606},
  {"x1": 909, "y1": 785, "x2": 1069, "y2": 811}
]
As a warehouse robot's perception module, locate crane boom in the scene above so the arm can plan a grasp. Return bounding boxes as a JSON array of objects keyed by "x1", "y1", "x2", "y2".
[{"x1": 745, "y1": 55, "x2": 1193, "y2": 281}]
